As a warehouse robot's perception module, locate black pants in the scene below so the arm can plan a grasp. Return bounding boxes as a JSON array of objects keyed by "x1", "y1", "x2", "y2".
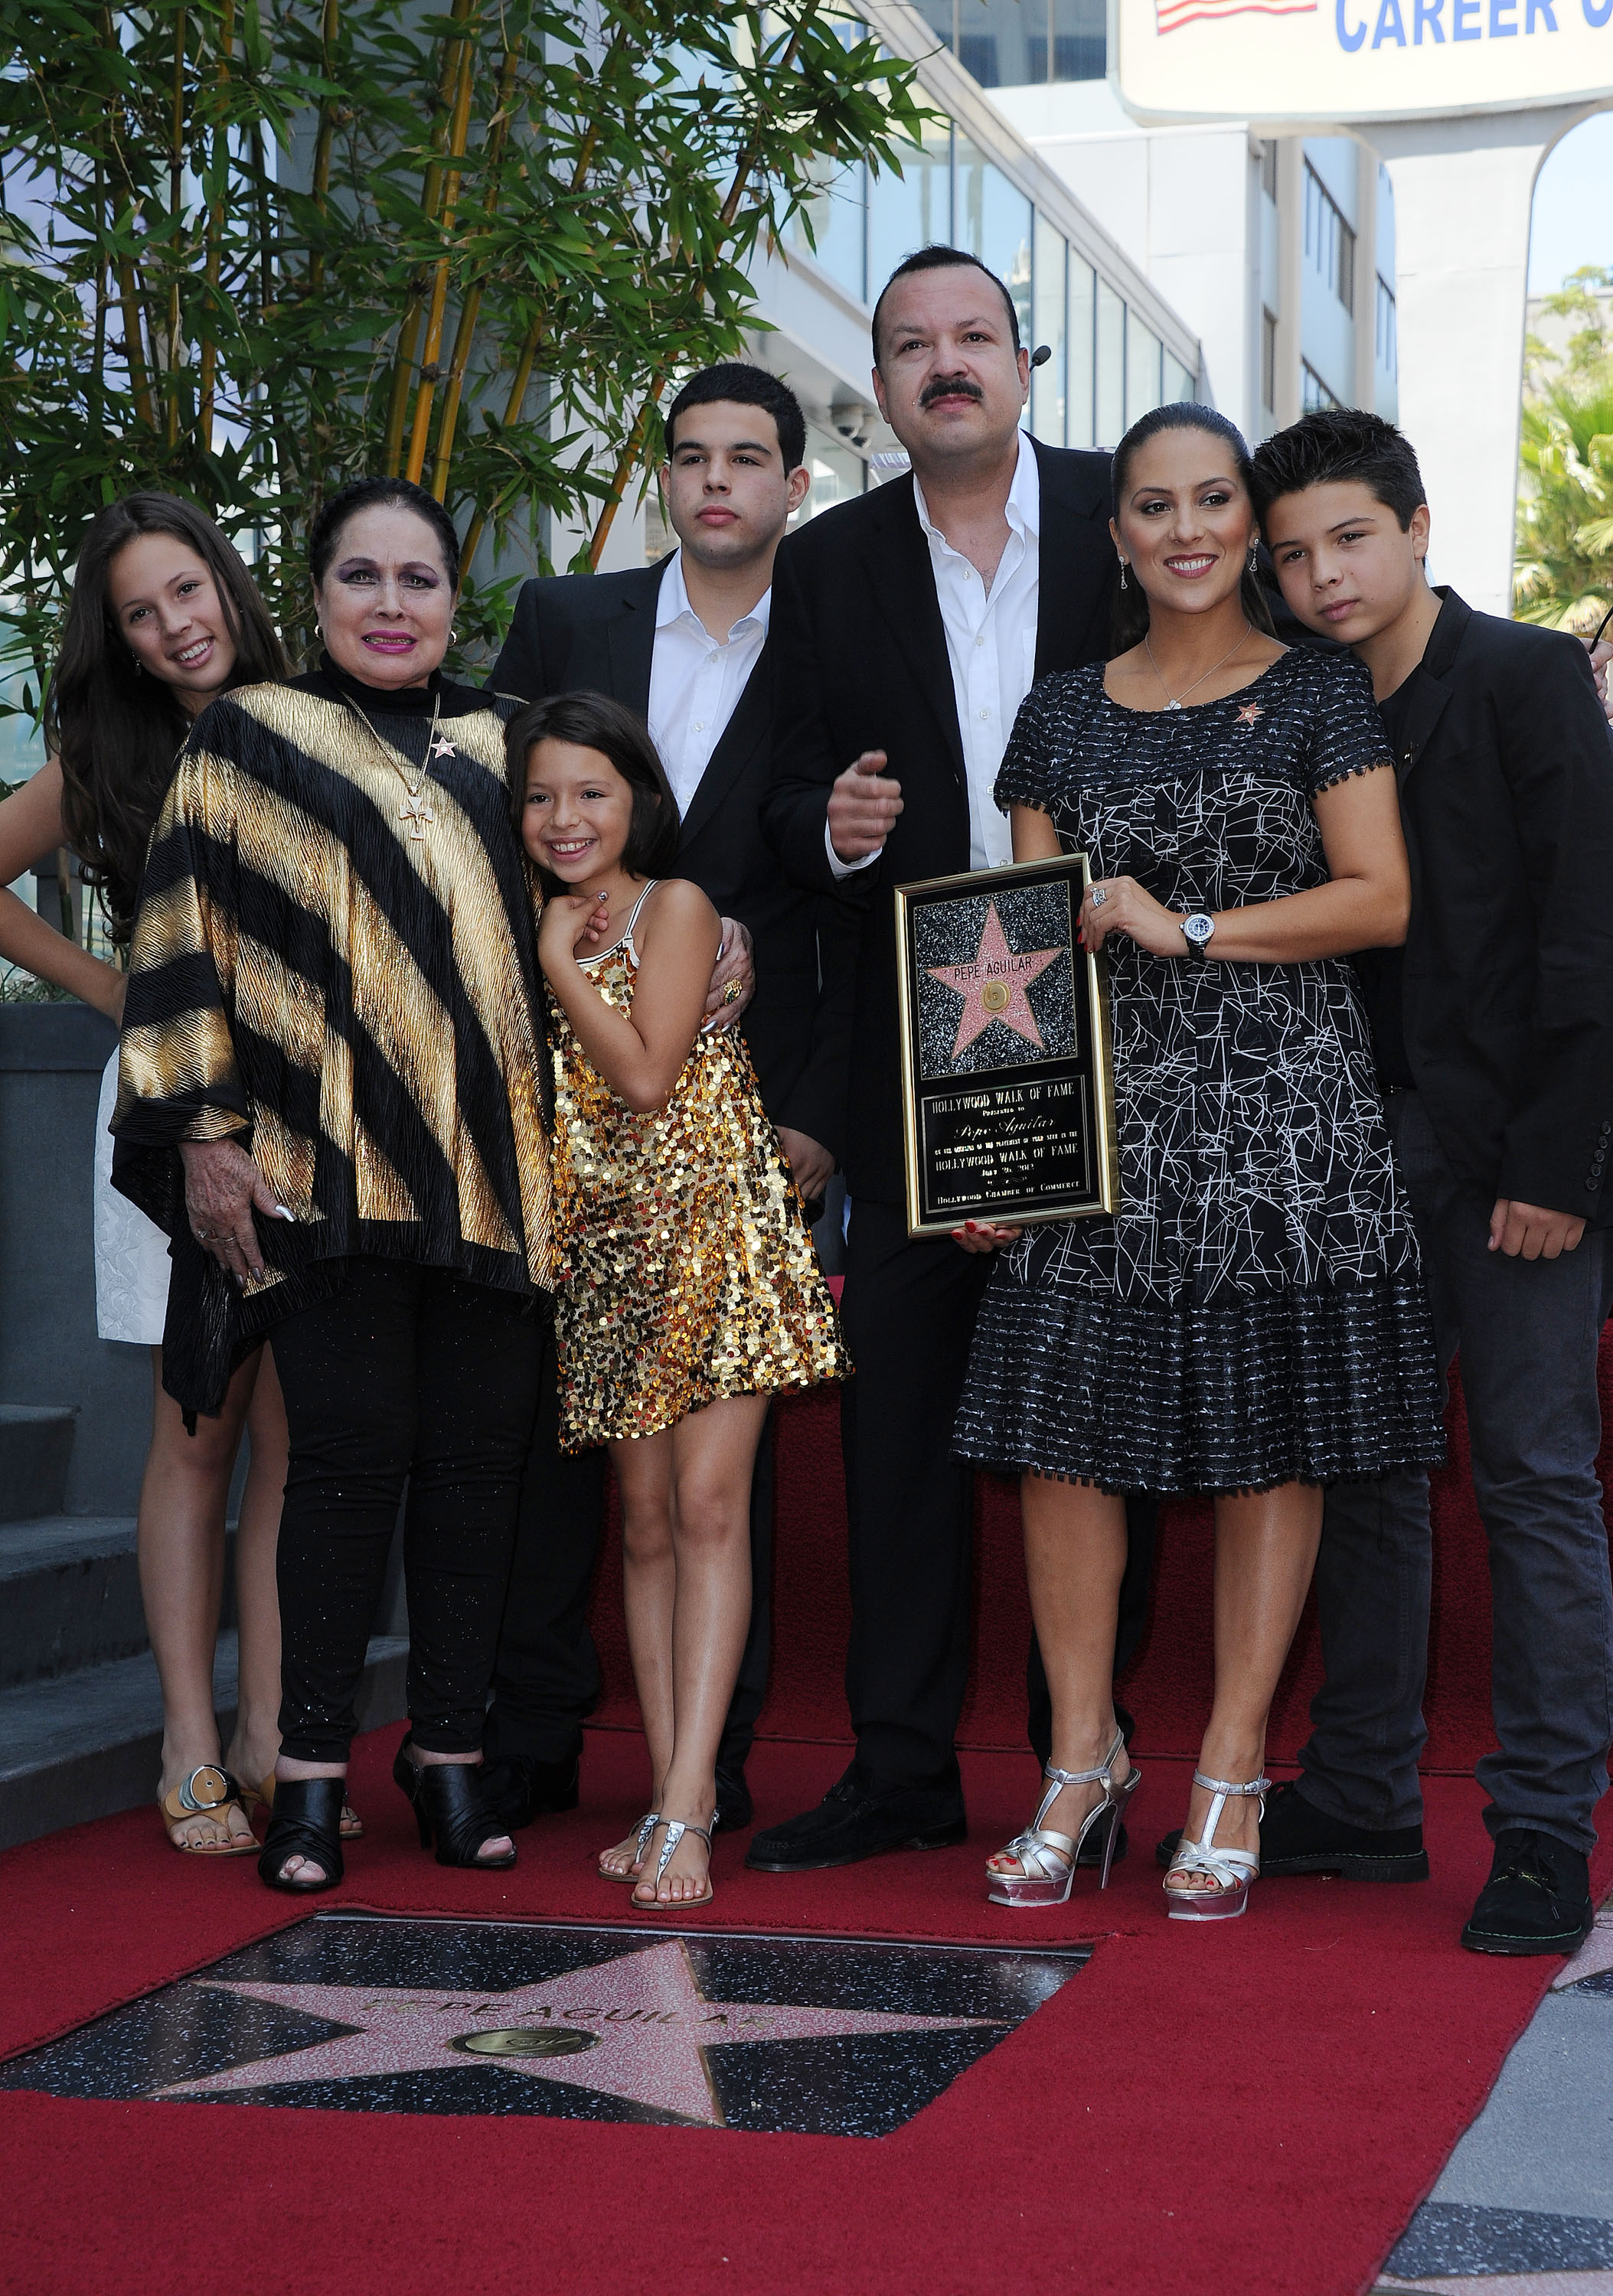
[
  {"x1": 841, "y1": 1198, "x2": 1160, "y2": 1789},
  {"x1": 273, "y1": 1258, "x2": 545, "y2": 1764},
  {"x1": 482, "y1": 1322, "x2": 775, "y2": 1783}
]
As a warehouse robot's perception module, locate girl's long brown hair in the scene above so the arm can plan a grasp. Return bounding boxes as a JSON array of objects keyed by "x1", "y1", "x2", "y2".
[{"x1": 43, "y1": 494, "x2": 287, "y2": 941}]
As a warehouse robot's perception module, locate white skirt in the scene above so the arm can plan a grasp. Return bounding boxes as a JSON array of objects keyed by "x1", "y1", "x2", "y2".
[{"x1": 94, "y1": 1049, "x2": 171, "y2": 1345}]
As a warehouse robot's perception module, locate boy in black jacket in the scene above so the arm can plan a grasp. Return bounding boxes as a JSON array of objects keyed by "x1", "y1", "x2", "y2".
[{"x1": 1246, "y1": 409, "x2": 1613, "y2": 1955}]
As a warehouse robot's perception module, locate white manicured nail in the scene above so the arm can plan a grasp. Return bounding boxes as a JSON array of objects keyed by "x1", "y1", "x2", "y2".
[{"x1": 276, "y1": 1205, "x2": 295, "y2": 1220}]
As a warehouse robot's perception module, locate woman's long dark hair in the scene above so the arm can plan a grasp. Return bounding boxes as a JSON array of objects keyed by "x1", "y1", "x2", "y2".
[
  {"x1": 1109, "y1": 403, "x2": 1275, "y2": 656},
  {"x1": 44, "y1": 494, "x2": 287, "y2": 941}
]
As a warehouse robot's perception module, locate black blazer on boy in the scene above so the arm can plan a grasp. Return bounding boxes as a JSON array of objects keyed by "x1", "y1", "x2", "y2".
[
  {"x1": 491, "y1": 557, "x2": 855, "y2": 1157},
  {"x1": 759, "y1": 438, "x2": 1118, "y2": 1203},
  {"x1": 1384, "y1": 588, "x2": 1613, "y2": 1221}
]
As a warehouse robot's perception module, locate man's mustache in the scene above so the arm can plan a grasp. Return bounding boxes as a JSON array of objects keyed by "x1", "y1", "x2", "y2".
[{"x1": 919, "y1": 373, "x2": 984, "y2": 409}]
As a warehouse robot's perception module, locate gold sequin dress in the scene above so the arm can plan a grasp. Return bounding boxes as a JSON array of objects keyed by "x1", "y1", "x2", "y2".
[{"x1": 547, "y1": 882, "x2": 849, "y2": 1449}]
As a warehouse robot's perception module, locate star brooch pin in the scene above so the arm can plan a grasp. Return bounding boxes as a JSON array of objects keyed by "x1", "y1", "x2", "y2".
[
  {"x1": 432, "y1": 735, "x2": 457, "y2": 760},
  {"x1": 1235, "y1": 703, "x2": 1264, "y2": 727}
]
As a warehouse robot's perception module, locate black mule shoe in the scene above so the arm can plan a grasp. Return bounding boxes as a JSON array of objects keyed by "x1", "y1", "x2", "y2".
[
  {"x1": 258, "y1": 1777, "x2": 346, "y2": 1894},
  {"x1": 393, "y1": 1739, "x2": 518, "y2": 1870}
]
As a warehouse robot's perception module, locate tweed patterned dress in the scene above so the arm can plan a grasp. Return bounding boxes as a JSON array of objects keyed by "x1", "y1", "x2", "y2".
[{"x1": 952, "y1": 648, "x2": 1445, "y2": 1495}]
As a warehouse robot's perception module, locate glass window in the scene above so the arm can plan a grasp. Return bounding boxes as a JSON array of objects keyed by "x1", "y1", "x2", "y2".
[
  {"x1": 1304, "y1": 162, "x2": 1355, "y2": 315},
  {"x1": 1125, "y1": 310, "x2": 1159, "y2": 430},
  {"x1": 1163, "y1": 350, "x2": 1195, "y2": 406},
  {"x1": 867, "y1": 124, "x2": 952, "y2": 302},
  {"x1": 1030, "y1": 214, "x2": 1066, "y2": 445},
  {"x1": 791, "y1": 426, "x2": 867, "y2": 526},
  {"x1": 1066, "y1": 254, "x2": 1095, "y2": 449},
  {"x1": 785, "y1": 157, "x2": 867, "y2": 306},
  {"x1": 910, "y1": 0, "x2": 1103, "y2": 84},
  {"x1": 955, "y1": 144, "x2": 1033, "y2": 351},
  {"x1": 1301, "y1": 360, "x2": 1340, "y2": 412},
  {"x1": 1375, "y1": 276, "x2": 1396, "y2": 373},
  {"x1": 1095, "y1": 276, "x2": 1125, "y2": 450}
]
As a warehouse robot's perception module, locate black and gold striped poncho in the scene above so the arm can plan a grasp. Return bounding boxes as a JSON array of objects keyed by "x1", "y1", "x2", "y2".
[{"x1": 111, "y1": 663, "x2": 556, "y2": 1416}]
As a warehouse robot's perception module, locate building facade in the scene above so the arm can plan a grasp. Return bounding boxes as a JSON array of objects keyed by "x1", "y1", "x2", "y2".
[{"x1": 895, "y1": 0, "x2": 1399, "y2": 445}]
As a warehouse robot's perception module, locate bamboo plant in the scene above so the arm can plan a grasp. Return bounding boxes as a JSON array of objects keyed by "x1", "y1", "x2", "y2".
[{"x1": 0, "y1": 0, "x2": 929, "y2": 708}]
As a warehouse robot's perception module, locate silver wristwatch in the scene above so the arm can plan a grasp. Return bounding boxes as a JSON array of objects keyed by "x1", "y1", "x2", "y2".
[{"x1": 1180, "y1": 912, "x2": 1215, "y2": 959}]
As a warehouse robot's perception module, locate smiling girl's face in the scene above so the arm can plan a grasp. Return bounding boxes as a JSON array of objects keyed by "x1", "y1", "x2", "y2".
[
  {"x1": 107, "y1": 533, "x2": 239, "y2": 715},
  {"x1": 1110, "y1": 426, "x2": 1258, "y2": 621},
  {"x1": 314, "y1": 504, "x2": 455, "y2": 690},
  {"x1": 521, "y1": 738, "x2": 638, "y2": 885}
]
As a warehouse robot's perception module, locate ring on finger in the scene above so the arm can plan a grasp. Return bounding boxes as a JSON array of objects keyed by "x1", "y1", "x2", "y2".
[
  {"x1": 722, "y1": 977, "x2": 743, "y2": 1005},
  {"x1": 1090, "y1": 887, "x2": 1109, "y2": 908}
]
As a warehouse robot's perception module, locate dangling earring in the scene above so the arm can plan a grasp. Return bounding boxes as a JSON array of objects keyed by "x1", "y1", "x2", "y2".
[
  {"x1": 1118, "y1": 561, "x2": 1128, "y2": 592},
  {"x1": 130, "y1": 655, "x2": 143, "y2": 677},
  {"x1": 450, "y1": 622, "x2": 459, "y2": 642},
  {"x1": 1247, "y1": 546, "x2": 1259, "y2": 575}
]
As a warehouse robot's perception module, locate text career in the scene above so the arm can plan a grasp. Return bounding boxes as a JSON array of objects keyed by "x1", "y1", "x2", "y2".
[{"x1": 1337, "y1": 0, "x2": 1611, "y2": 47}]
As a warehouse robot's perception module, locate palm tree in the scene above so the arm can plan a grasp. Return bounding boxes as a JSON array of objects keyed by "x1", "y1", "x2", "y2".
[{"x1": 1515, "y1": 270, "x2": 1613, "y2": 631}]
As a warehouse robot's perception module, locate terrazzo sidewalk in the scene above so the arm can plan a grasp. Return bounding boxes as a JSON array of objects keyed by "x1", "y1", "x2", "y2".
[{"x1": 1375, "y1": 1904, "x2": 1613, "y2": 2294}]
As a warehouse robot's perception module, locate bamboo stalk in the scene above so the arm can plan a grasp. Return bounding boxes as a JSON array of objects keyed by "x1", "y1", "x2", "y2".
[
  {"x1": 198, "y1": 0, "x2": 235, "y2": 452},
  {"x1": 380, "y1": 0, "x2": 475, "y2": 478},
  {"x1": 100, "y1": 11, "x2": 157, "y2": 431},
  {"x1": 585, "y1": 5, "x2": 822, "y2": 569},
  {"x1": 456, "y1": 63, "x2": 622, "y2": 568},
  {"x1": 429, "y1": 41, "x2": 521, "y2": 502},
  {"x1": 308, "y1": 0, "x2": 339, "y2": 292},
  {"x1": 403, "y1": 37, "x2": 475, "y2": 484},
  {"x1": 166, "y1": 3, "x2": 188, "y2": 447}
]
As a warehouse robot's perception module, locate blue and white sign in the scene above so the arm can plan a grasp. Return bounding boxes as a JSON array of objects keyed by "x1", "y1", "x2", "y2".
[{"x1": 1113, "y1": 0, "x2": 1613, "y2": 118}]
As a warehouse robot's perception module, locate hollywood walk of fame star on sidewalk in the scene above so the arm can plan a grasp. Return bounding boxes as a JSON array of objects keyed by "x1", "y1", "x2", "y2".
[
  {"x1": 927, "y1": 901, "x2": 1063, "y2": 1060},
  {"x1": 152, "y1": 1938, "x2": 1001, "y2": 2126}
]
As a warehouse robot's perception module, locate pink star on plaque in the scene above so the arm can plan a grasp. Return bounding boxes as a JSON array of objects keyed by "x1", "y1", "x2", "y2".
[
  {"x1": 148, "y1": 1939, "x2": 996, "y2": 2127},
  {"x1": 1235, "y1": 703, "x2": 1263, "y2": 726},
  {"x1": 431, "y1": 735, "x2": 456, "y2": 759},
  {"x1": 927, "y1": 899, "x2": 1063, "y2": 1059}
]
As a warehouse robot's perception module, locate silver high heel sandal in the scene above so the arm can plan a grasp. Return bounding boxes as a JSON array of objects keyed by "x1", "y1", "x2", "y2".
[
  {"x1": 632, "y1": 1814, "x2": 716, "y2": 1913},
  {"x1": 987, "y1": 1728, "x2": 1141, "y2": 1907},
  {"x1": 1163, "y1": 1771, "x2": 1269, "y2": 1921},
  {"x1": 599, "y1": 1809, "x2": 660, "y2": 1883}
]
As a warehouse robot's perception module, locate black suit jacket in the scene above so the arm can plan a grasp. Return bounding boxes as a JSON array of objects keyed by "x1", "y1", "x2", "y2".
[
  {"x1": 759, "y1": 437, "x2": 1117, "y2": 1201},
  {"x1": 1379, "y1": 588, "x2": 1613, "y2": 1220},
  {"x1": 491, "y1": 558, "x2": 855, "y2": 1156}
]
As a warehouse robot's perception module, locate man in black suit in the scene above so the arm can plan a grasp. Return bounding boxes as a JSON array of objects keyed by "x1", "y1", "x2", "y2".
[
  {"x1": 1250, "y1": 409, "x2": 1613, "y2": 1955},
  {"x1": 482, "y1": 363, "x2": 852, "y2": 1835},
  {"x1": 749, "y1": 246, "x2": 1158, "y2": 1873}
]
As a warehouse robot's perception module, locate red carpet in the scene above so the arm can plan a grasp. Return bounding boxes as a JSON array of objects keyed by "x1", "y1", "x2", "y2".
[{"x1": 3, "y1": 1342, "x2": 1612, "y2": 2295}]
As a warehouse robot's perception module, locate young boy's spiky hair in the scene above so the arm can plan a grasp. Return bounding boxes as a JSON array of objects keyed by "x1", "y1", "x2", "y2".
[{"x1": 1252, "y1": 409, "x2": 1427, "y2": 531}]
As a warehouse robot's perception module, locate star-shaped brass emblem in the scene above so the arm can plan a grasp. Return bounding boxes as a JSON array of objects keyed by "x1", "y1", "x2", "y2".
[
  {"x1": 148, "y1": 1938, "x2": 999, "y2": 2127},
  {"x1": 926, "y1": 899, "x2": 1063, "y2": 1059},
  {"x1": 1235, "y1": 703, "x2": 1263, "y2": 726}
]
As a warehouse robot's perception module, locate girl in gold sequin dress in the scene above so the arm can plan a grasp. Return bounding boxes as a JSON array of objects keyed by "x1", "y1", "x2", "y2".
[{"x1": 511, "y1": 692, "x2": 847, "y2": 1916}]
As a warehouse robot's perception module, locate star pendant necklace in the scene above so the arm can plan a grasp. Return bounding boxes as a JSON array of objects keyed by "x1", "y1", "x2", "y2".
[
  {"x1": 342, "y1": 690, "x2": 456, "y2": 840},
  {"x1": 1144, "y1": 619, "x2": 1252, "y2": 712}
]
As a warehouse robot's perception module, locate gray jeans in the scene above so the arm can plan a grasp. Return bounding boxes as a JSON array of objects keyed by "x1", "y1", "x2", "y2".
[{"x1": 1299, "y1": 1089, "x2": 1613, "y2": 1855}]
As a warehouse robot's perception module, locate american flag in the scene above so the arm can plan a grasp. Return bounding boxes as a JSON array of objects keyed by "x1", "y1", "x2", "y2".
[{"x1": 1155, "y1": 0, "x2": 1315, "y2": 30}]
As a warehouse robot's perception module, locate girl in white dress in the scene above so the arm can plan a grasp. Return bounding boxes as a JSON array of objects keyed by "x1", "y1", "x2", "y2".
[{"x1": 0, "y1": 495, "x2": 348, "y2": 1856}]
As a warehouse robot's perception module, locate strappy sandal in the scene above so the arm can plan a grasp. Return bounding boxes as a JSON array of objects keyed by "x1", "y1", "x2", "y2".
[
  {"x1": 631, "y1": 1815, "x2": 715, "y2": 1913},
  {"x1": 158, "y1": 1765, "x2": 256, "y2": 1857},
  {"x1": 242, "y1": 1773, "x2": 364, "y2": 1841},
  {"x1": 258, "y1": 1777, "x2": 346, "y2": 1894},
  {"x1": 1164, "y1": 1771, "x2": 1269, "y2": 1922},
  {"x1": 987, "y1": 1728, "x2": 1141, "y2": 1906},
  {"x1": 599, "y1": 1810, "x2": 661, "y2": 1883}
]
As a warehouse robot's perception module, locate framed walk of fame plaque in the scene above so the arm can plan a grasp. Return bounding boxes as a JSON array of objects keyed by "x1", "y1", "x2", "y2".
[{"x1": 894, "y1": 853, "x2": 1118, "y2": 1240}]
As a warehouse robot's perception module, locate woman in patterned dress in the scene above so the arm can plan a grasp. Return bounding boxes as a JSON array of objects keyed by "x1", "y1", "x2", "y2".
[{"x1": 952, "y1": 406, "x2": 1444, "y2": 1922}]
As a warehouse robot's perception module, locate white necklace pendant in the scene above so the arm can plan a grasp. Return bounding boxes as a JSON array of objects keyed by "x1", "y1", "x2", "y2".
[
  {"x1": 399, "y1": 791, "x2": 436, "y2": 840},
  {"x1": 1164, "y1": 700, "x2": 1183, "y2": 712}
]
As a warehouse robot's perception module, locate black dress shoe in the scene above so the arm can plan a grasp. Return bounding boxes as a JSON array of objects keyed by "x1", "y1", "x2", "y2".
[
  {"x1": 1461, "y1": 1828, "x2": 1594, "y2": 1957},
  {"x1": 745, "y1": 1765, "x2": 967, "y2": 1872},
  {"x1": 1154, "y1": 1779, "x2": 1429, "y2": 1881},
  {"x1": 712, "y1": 1772, "x2": 753, "y2": 1836},
  {"x1": 478, "y1": 1752, "x2": 581, "y2": 1833}
]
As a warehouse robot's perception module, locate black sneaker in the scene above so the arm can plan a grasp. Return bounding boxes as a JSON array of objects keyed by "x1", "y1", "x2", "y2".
[
  {"x1": 1154, "y1": 1779, "x2": 1429, "y2": 1881},
  {"x1": 478, "y1": 1752, "x2": 580, "y2": 1833},
  {"x1": 1461, "y1": 1828, "x2": 1594, "y2": 1957},
  {"x1": 745, "y1": 1764, "x2": 967, "y2": 1872}
]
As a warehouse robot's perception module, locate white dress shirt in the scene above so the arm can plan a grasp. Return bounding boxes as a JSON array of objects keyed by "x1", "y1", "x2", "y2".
[
  {"x1": 828, "y1": 429, "x2": 1041, "y2": 879},
  {"x1": 646, "y1": 550, "x2": 769, "y2": 818}
]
